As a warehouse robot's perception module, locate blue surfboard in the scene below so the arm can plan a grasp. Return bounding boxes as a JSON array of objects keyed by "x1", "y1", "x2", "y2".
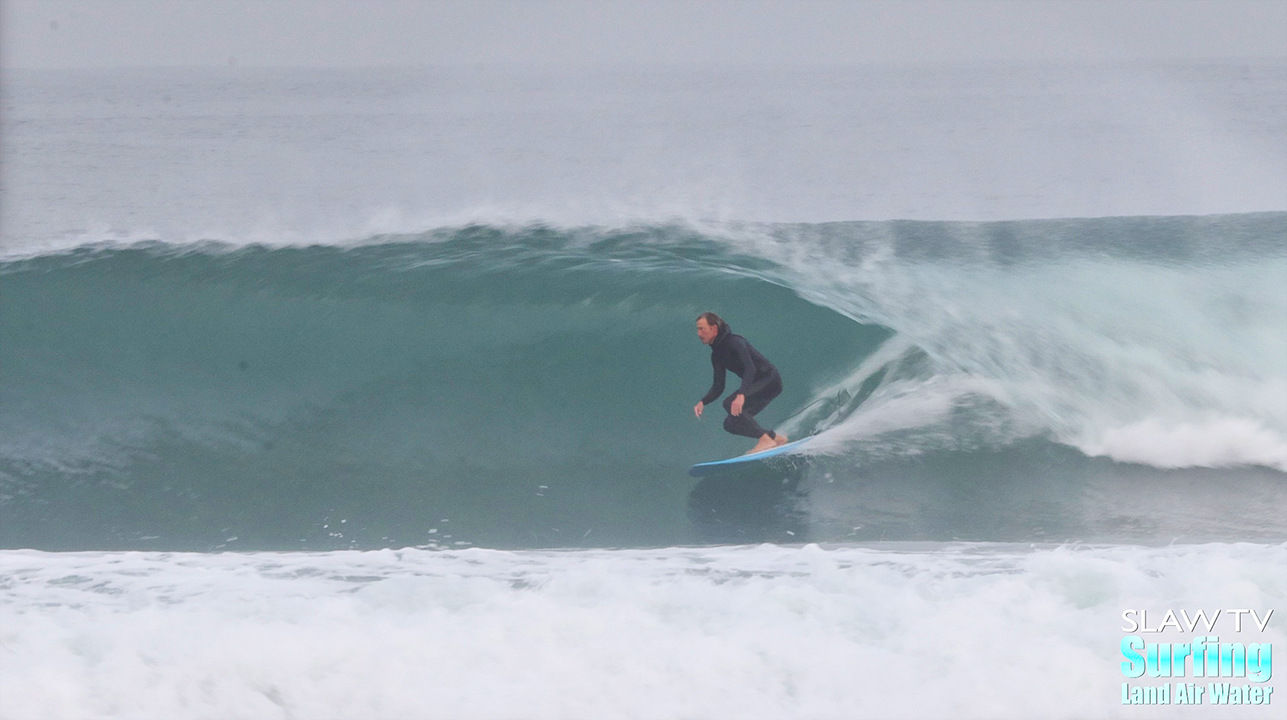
[{"x1": 688, "y1": 437, "x2": 812, "y2": 477}]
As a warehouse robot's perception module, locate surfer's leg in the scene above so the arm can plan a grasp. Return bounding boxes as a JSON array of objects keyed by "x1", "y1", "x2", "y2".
[
  {"x1": 722, "y1": 395, "x2": 770, "y2": 439},
  {"x1": 724, "y1": 410, "x2": 776, "y2": 454},
  {"x1": 739, "y1": 373, "x2": 782, "y2": 417},
  {"x1": 722, "y1": 374, "x2": 784, "y2": 451},
  {"x1": 734, "y1": 373, "x2": 785, "y2": 447}
]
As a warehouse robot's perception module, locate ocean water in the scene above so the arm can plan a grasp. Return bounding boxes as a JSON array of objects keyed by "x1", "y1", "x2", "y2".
[{"x1": 1, "y1": 63, "x2": 1285, "y2": 718}]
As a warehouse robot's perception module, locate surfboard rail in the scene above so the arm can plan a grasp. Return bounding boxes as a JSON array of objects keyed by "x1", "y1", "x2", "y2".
[{"x1": 688, "y1": 437, "x2": 812, "y2": 477}]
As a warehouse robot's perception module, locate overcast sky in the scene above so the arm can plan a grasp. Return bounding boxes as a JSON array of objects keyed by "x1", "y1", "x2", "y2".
[{"x1": 3, "y1": 0, "x2": 1285, "y2": 69}]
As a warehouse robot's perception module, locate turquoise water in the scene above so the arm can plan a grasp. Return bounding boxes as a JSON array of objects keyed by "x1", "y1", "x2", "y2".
[{"x1": 4, "y1": 216, "x2": 1284, "y2": 550}]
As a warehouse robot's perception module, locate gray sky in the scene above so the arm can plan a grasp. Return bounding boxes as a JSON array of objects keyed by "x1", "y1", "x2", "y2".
[{"x1": 4, "y1": 0, "x2": 1286, "y2": 69}]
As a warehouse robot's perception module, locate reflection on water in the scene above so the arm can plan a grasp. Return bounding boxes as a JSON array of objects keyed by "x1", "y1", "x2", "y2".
[
  {"x1": 687, "y1": 458, "x2": 810, "y2": 544},
  {"x1": 688, "y1": 440, "x2": 1287, "y2": 545}
]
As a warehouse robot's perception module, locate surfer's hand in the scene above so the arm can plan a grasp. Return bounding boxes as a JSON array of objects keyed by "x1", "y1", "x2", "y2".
[
  {"x1": 694, "y1": 401, "x2": 704, "y2": 419},
  {"x1": 730, "y1": 394, "x2": 745, "y2": 416}
]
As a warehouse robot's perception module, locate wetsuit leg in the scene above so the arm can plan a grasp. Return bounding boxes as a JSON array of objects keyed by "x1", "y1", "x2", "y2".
[{"x1": 721, "y1": 372, "x2": 783, "y2": 439}]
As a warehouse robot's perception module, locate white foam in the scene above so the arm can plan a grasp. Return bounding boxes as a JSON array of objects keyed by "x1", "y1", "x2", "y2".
[
  {"x1": 1, "y1": 543, "x2": 1282, "y2": 719},
  {"x1": 1084, "y1": 417, "x2": 1287, "y2": 470},
  {"x1": 751, "y1": 228, "x2": 1287, "y2": 470}
]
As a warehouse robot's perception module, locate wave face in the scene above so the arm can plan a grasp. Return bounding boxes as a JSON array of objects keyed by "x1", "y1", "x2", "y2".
[{"x1": 3, "y1": 214, "x2": 1286, "y2": 549}]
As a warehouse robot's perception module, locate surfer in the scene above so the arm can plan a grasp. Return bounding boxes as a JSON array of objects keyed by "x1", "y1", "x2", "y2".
[{"x1": 693, "y1": 312, "x2": 788, "y2": 455}]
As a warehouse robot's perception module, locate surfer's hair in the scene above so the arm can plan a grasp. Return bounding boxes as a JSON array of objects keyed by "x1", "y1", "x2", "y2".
[{"x1": 697, "y1": 312, "x2": 728, "y2": 333}]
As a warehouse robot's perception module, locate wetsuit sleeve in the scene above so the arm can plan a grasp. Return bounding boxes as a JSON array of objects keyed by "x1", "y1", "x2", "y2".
[
  {"x1": 731, "y1": 336, "x2": 758, "y2": 397},
  {"x1": 700, "y1": 355, "x2": 726, "y2": 405}
]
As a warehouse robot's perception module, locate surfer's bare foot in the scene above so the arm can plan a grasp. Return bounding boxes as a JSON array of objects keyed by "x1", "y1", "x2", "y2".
[
  {"x1": 774, "y1": 433, "x2": 789, "y2": 447},
  {"x1": 746, "y1": 437, "x2": 777, "y2": 455}
]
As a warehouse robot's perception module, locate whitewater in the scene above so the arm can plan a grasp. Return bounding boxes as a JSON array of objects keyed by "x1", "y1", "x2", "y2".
[{"x1": 2, "y1": 63, "x2": 1285, "y2": 718}]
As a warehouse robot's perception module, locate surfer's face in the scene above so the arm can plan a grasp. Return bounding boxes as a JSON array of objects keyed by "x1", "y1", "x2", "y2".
[{"x1": 696, "y1": 318, "x2": 718, "y2": 345}]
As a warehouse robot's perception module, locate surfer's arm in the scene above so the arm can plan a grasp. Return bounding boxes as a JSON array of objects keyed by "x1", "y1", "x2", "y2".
[{"x1": 700, "y1": 358, "x2": 725, "y2": 406}]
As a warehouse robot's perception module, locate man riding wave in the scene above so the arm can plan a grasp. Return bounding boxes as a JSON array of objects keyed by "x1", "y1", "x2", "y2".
[{"x1": 692, "y1": 312, "x2": 788, "y2": 455}]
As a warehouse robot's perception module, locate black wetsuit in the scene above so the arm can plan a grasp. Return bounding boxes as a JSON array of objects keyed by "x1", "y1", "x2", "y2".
[{"x1": 699, "y1": 325, "x2": 783, "y2": 439}]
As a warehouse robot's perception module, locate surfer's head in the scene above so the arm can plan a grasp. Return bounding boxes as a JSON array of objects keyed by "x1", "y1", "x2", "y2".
[{"x1": 696, "y1": 312, "x2": 727, "y2": 345}]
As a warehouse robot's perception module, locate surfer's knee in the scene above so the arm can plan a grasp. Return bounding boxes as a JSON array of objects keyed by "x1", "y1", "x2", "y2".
[{"x1": 723, "y1": 414, "x2": 739, "y2": 434}]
